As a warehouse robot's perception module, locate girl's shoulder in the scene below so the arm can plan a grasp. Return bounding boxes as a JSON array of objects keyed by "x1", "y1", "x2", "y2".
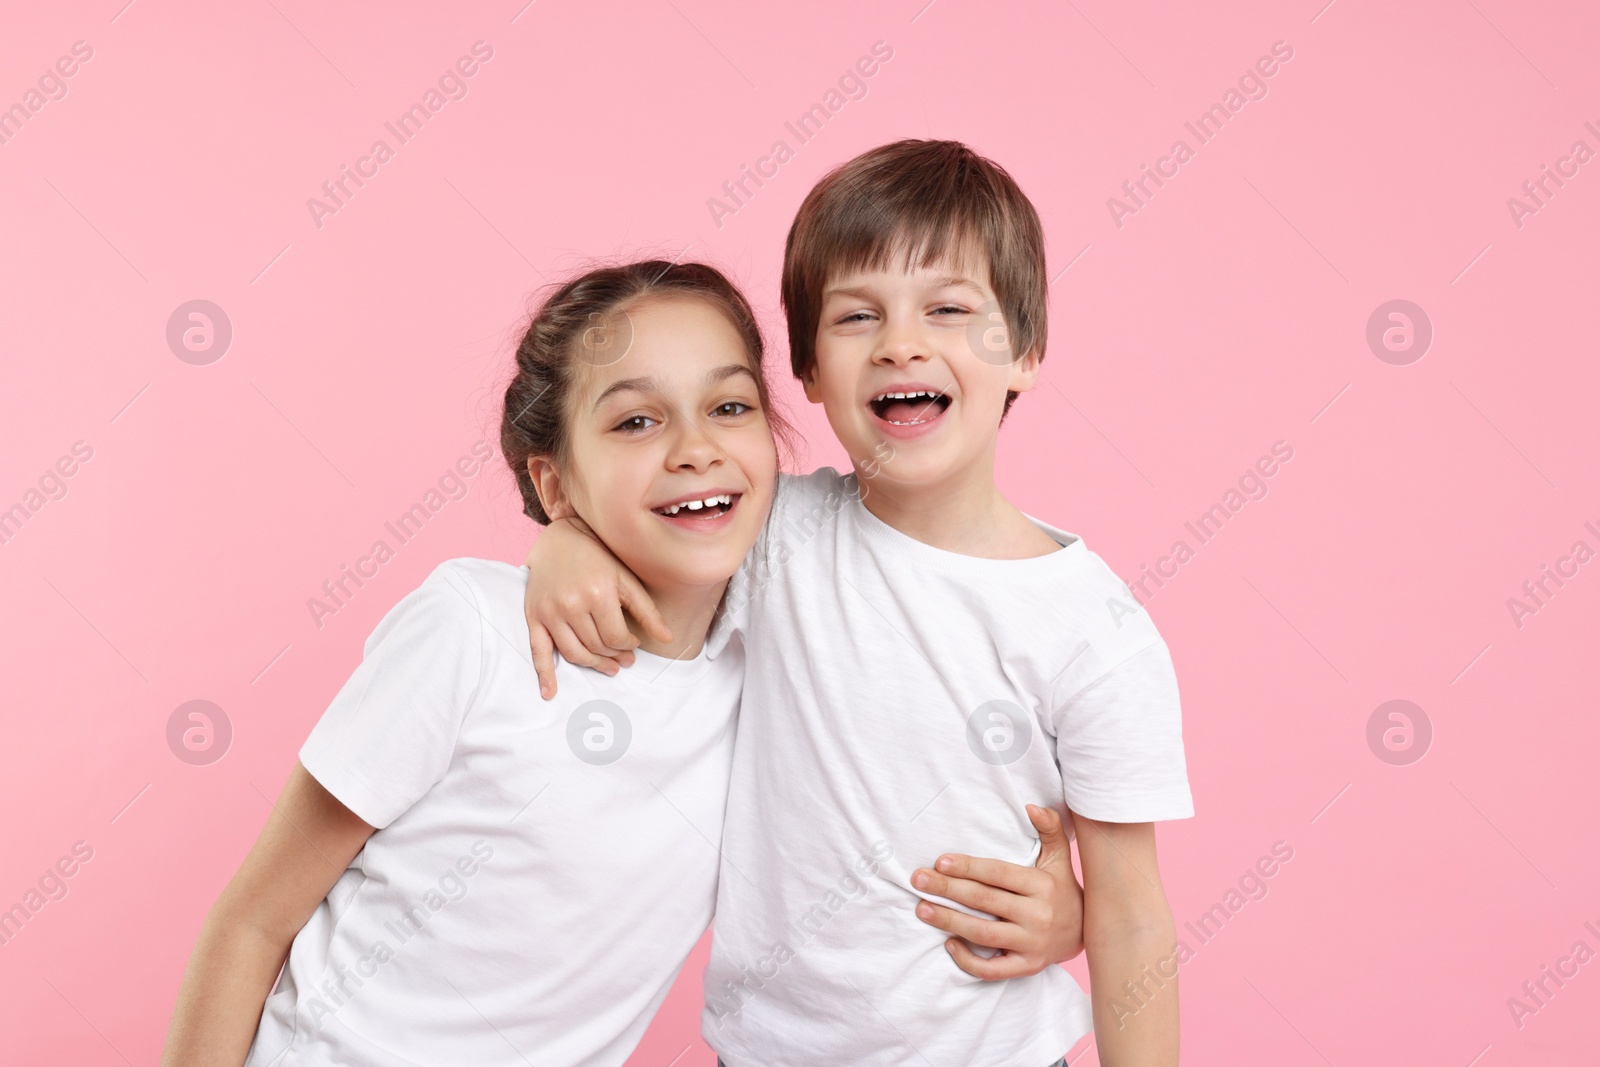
[
  {"x1": 424, "y1": 557, "x2": 542, "y2": 648},
  {"x1": 366, "y1": 558, "x2": 526, "y2": 667},
  {"x1": 432, "y1": 556, "x2": 528, "y2": 602}
]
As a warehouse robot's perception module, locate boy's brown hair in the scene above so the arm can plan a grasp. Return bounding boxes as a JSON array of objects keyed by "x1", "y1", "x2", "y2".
[{"x1": 781, "y1": 139, "x2": 1048, "y2": 418}]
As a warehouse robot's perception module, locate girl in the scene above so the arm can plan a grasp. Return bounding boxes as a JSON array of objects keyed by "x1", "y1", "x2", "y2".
[{"x1": 162, "y1": 261, "x2": 781, "y2": 1066}]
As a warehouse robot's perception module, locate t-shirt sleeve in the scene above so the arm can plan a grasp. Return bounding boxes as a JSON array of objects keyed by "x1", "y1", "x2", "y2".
[
  {"x1": 299, "y1": 559, "x2": 487, "y2": 829},
  {"x1": 1050, "y1": 638, "x2": 1194, "y2": 823}
]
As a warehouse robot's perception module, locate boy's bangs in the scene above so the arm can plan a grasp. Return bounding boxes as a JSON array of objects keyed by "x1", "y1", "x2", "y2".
[{"x1": 821, "y1": 201, "x2": 994, "y2": 288}]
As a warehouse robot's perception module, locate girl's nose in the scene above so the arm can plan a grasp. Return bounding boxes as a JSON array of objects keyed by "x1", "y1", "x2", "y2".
[{"x1": 665, "y1": 419, "x2": 723, "y2": 472}]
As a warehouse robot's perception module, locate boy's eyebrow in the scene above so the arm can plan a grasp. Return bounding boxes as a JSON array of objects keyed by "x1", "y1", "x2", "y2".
[
  {"x1": 822, "y1": 284, "x2": 878, "y2": 302},
  {"x1": 590, "y1": 364, "x2": 758, "y2": 411},
  {"x1": 822, "y1": 275, "x2": 988, "y2": 302},
  {"x1": 930, "y1": 274, "x2": 988, "y2": 295}
]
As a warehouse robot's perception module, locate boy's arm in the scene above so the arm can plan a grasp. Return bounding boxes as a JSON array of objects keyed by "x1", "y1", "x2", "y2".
[
  {"x1": 911, "y1": 804, "x2": 1084, "y2": 977},
  {"x1": 523, "y1": 518, "x2": 672, "y2": 699},
  {"x1": 161, "y1": 764, "x2": 374, "y2": 1067},
  {"x1": 1073, "y1": 813, "x2": 1179, "y2": 1066}
]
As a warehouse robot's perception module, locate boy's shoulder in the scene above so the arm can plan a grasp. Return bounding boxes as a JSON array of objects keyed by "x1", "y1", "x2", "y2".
[
  {"x1": 755, "y1": 466, "x2": 859, "y2": 549},
  {"x1": 765, "y1": 470, "x2": 1157, "y2": 640},
  {"x1": 1005, "y1": 521, "x2": 1173, "y2": 702},
  {"x1": 775, "y1": 465, "x2": 857, "y2": 511},
  {"x1": 1024, "y1": 517, "x2": 1146, "y2": 617}
]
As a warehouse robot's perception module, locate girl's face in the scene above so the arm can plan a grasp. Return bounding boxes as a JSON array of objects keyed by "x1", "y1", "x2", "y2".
[{"x1": 543, "y1": 294, "x2": 777, "y2": 595}]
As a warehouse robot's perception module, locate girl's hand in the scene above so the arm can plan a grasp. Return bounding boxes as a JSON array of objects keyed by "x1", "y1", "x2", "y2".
[
  {"x1": 909, "y1": 804, "x2": 1083, "y2": 979},
  {"x1": 523, "y1": 517, "x2": 670, "y2": 699}
]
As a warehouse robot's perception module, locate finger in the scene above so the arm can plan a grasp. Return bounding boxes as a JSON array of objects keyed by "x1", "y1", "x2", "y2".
[
  {"x1": 915, "y1": 868, "x2": 1028, "y2": 921},
  {"x1": 568, "y1": 614, "x2": 629, "y2": 662},
  {"x1": 930, "y1": 854, "x2": 1046, "y2": 897},
  {"x1": 944, "y1": 939, "x2": 1044, "y2": 981},
  {"x1": 1028, "y1": 805, "x2": 1073, "y2": 873},
  {"x1": 618, "y1": 572, "x2": 674, "y2": 645},
  {"x1": 914, "y1": 900, "x2": 1026, "y2": 951},
  {"x1": 530, "y1": 625, "x2": 559, "y2": 700},
  {"x1": 549, "y1": 622, "x2": 620, "y2": 675},
  {"x1": 594, "y1": 599, "x2": 642, "y2": 656}
]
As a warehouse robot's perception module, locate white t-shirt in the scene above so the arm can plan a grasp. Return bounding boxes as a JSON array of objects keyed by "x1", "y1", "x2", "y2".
[
  {"x1": 245, "y1": 557, "x2": 744, "y2": 1067},
  {"x1": 702, "y1": 470, "x2": 1194, "y2": 1067}
]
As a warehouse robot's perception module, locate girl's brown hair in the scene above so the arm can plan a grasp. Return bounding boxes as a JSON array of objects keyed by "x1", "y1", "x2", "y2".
[{"x1": 502, "y1": 260, "x2": 789, "y2": 525}]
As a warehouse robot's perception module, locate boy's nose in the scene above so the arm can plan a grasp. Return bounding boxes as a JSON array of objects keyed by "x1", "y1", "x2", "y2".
[{"x1": 874, "y1": 318, "x2": 928, "y2": 365}]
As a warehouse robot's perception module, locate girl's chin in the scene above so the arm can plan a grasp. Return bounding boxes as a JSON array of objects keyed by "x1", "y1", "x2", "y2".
[{"x1": 624, "y1": 557, "x2": 747, "y2": 595}]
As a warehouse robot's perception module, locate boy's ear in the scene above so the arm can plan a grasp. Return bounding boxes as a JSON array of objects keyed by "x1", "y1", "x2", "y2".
[
  {"x1": 527, "y1": 457, "x2": 575, "y2": 522},
  {"x1": 799, "y1": 361, "x2": 826, "y2": 404},
  {"x1": 1007, "y1": 345, "x2": 1044, "y2": 394}
]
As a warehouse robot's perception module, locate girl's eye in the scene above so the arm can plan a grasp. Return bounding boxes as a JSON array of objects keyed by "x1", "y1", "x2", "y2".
[
  {"x1": 713, "y1": 401, "x2": 754, "y2": 418},
  {"x1": 932, "y1": 304, "x2": 970, "y2": 316},
  {"x1": 837, "y1": 310, "x2": 874, "y2": 324},
  {"x1": 614, "y1": 415, "x2": 658, "y2": 433}
]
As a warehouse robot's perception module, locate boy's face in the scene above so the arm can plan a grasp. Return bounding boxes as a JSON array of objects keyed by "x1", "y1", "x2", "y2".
[{"x1": 803, "y1": 251, "x2": 1040, "y2": 492}]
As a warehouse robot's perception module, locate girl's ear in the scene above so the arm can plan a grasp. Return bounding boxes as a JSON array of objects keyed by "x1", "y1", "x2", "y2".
[{"x1": 527, "y1": 457, "x2": 574, "y2": 522}]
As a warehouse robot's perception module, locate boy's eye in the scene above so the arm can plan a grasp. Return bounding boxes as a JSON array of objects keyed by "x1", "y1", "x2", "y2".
[
  {"x1": 613, "y1": 414, "x2": 658, "y2": 433},
  {"x1": 931, "y1": 304, "x2": 970, "y2": 316},
  {"x1": 836, "y1": 310, "x2": 875, "y2": 324}
]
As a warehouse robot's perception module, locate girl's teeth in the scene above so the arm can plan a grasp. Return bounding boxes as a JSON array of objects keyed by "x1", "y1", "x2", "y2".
[{"x1": 659, "y1": 494, "x2": 732, "y2": 516}]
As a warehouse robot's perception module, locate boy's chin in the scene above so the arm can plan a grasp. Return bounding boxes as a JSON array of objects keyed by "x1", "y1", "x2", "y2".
[{"x1": 847, "y1": 447, "x2": 965, "y2": 487}]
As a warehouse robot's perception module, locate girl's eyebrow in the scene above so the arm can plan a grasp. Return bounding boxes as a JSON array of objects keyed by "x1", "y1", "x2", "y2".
[{"x1": 590, "y1": 364, "x2": 758, "y2": 412}]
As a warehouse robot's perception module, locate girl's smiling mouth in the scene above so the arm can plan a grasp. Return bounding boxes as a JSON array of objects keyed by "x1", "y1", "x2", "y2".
[{"x1": 650, "y1": 491, "x2": 742, "y2": 530}]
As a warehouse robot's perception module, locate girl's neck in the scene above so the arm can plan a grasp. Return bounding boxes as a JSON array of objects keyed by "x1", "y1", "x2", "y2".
[{"x1": 628, "y1": 580, "x2": 730, "y2": 660}]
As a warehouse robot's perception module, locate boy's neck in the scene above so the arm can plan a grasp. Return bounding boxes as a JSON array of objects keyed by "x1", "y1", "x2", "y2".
[
  {"x1": 628, "y1": 580, "x2": 729, "y2": 660},
  {"x1": 855, "y1": 453, "x2": 1061, "y2": 560}
]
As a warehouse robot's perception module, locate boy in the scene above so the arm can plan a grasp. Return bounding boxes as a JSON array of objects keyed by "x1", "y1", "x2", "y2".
[{"x1": 524, "y1": 140, "x2": 1191, "y2": 1066}]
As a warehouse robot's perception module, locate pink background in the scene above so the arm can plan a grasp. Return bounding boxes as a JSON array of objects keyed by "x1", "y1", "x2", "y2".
[{"x1": 3, "y1": 0, "x2": 1597, "y2": 1063}]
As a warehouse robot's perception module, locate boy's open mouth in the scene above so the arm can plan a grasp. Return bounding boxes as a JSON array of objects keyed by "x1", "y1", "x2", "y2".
[
  {"x1": 651, "y1": 492, "x2": 739, "y2": 520},
  {"x1": 868, "y1": 389, "x2": 951, "y2": 426}
]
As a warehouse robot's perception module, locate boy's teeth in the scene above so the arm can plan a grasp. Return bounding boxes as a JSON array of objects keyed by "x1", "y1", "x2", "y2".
[
  {"x1": 659, "y1": 493, "x2": 732, "y2": 516},
  {"x1": 872, "y1": 389, "x2": 949, "y2": 424}
]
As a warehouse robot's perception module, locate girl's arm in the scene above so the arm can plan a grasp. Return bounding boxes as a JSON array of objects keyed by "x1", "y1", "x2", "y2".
[
  {"x1": 1072, "y1": 814, "x2": 1179, "y2": 1066},
  {"x1": 161, "y1": 763, "x2": 375, "y2": 1067}
]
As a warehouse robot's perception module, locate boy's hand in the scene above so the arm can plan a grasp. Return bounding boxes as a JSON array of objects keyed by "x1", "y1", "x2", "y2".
[
  {"x1": 910, "y1": 804, "x2": 1082, "y2": 979},
  {"x1": 522, "y1": 517, "x2": 671, "y2": 699}
]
